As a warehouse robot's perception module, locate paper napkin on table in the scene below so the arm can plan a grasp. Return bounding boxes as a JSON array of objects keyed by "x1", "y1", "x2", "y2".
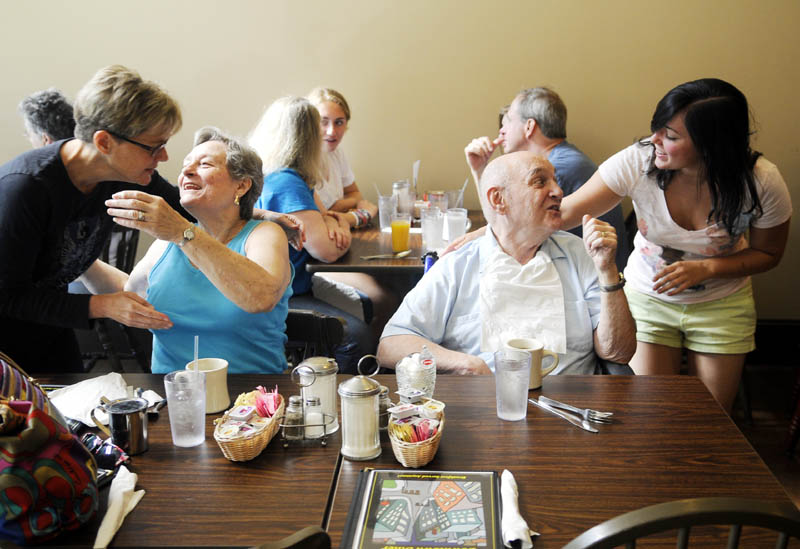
[
  {"x1": 501, "y1": 469, "x2": 539, "y2": 549},
  {"x1": 49, "y1": 372, "x2": 163, "y2": 426},
  {"x1": 93, "y1": 465, "x2": 145, "y2": 549}
]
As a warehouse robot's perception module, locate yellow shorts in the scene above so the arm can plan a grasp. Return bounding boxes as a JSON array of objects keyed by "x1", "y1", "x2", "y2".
[{"x1": 624, "y1": 283, "x2": 756, "y2": 355}]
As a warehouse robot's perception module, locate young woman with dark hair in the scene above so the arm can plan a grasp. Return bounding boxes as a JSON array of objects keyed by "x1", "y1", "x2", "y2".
[{"x1": 559, "y1": 78, "x2": 792, "y2": 412}]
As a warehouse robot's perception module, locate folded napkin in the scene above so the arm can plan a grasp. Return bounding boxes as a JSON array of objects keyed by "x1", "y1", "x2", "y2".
[
  {"x1": 94, "y1": 465, "x2": 145, "y2": 549},
  {"x1": 49, "y1": 373, "x2": 164, "y2": 426},
  {"x1": 501, "y1": 469, "x2": 539, "y2": 549}
]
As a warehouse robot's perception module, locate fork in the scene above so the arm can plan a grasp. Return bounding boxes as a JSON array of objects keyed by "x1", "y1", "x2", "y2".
[{"x1": 538, "y1": 396, "x2": 614, "y2": 424}]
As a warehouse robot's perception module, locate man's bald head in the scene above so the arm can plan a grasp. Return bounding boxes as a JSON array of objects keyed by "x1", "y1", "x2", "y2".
[{"x1": 479, "y1": 151, "x2": 554, "y2": 222}]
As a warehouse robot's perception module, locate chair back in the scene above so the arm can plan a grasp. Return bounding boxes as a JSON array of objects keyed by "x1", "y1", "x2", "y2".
[
  {"x1": 101, "y1": 225, "x2": 140, "y2": 273},
  {"x1": 285, "y1": 309, "x2": 344, "y2": 367},
  {"x1": 563, "y1": 497, "x2": 800, "y2": 548}
]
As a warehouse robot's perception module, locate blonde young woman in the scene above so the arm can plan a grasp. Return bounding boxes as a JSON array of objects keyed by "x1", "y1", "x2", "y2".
[
  {"x1": 249, "y1": 96, "x2": 372, "y2": 373},
  {"x1": 306, "y1": 87, "x2": 397, "y2": 344}
]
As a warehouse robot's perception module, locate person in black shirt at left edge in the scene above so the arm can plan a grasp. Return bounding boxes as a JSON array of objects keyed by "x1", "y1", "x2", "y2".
[{"x1": 0, "y1": 65, "x2": 302, "y2": 372}]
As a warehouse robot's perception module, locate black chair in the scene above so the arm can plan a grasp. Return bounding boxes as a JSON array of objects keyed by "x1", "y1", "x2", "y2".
[
  {"x1": 82, "y1": 225, "x2": 151, "y2": 372},
  {"x1": 563, "y1": 497, "x2": 800, "y2": 549},
  {"x1": 284, "y1": 309, "x2": 344, "y2": 368},
  {"x1": 250, "y1": 526, "x2": 330, "y2": 549}
]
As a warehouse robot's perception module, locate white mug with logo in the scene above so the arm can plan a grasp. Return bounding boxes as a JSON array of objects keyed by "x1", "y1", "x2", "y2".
[{"x1": 504, "y1": 337, "x2": 559, "y2": 390}]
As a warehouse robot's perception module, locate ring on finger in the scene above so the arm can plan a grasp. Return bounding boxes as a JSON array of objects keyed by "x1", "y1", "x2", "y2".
[
  {"x1": 599, "y1": 231, "x2": 606, "y2": 238},
  {"x1": 137, "y1": 211, "x2": 146, "y2": 222}
]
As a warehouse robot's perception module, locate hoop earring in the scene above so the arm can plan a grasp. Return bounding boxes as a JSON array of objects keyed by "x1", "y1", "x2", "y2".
[{"x1": 234, "y1": 195, "x2": 240, "y2": 205}]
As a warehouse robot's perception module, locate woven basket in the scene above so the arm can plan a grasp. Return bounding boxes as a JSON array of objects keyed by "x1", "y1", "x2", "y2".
[
  {"x1": 213, "y1": 396, "x2": 285, "y2": 462},
  {"x1": 389, "y1": 415, "x2": 444, "y2": 468}
]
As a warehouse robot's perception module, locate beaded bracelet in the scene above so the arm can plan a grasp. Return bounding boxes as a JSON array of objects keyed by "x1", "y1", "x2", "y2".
[{"x1": 350, "y1": 208, "x2": 372, "y2": 228}]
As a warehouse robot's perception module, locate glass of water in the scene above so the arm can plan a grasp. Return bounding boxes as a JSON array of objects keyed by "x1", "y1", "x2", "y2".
[
  {"x1": 164, "y1": 370, "x2": 206, "y2": 447},
  {"x1": 445, "y1": 208, "x2": 468, "y2": 241},
  {"x1": 494, "y1": 349, "x2": 531, "y2": 421},
  {"x1": 421, "y1": 207, "x2": 444, "y2": 251},
  {"x1": 378, "y1": 195, "x2": 396, "y2": 231}
]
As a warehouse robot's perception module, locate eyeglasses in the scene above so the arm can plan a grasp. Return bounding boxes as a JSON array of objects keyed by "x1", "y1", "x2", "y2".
[{"x1": 107, "y1": 130, "x2": 167, "y2": 157}]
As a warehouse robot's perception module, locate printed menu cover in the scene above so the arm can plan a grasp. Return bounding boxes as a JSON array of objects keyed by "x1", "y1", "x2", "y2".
[{"x1": 341, "y1": 469, "x2": 502, "y2": 549}]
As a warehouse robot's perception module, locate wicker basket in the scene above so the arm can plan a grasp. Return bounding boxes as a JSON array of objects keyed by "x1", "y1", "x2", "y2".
[
  {"x1": 213, "y1": 396, "x2": 285, "y2": 462},
  {"x1": 389, "y1": 415, "x2": 444, "y2": 468}
]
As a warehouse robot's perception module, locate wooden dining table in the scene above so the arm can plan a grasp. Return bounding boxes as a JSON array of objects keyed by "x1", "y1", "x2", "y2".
[
  {"x1": 36, "y1": 373, "x2": 343, "y2": 548},
  {"x1": 306, "y1": 210, "x2": 486, "y2": 275},
  {"x1": 32, "y1": 373, "x2": 797, "y2": 548}
]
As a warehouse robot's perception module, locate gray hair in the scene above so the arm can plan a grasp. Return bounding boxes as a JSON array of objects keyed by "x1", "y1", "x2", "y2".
[
  {"x1": 248, "y1": 96, "x2": 322, "y2": 188},
  {"x1": 18, "y1": 88, "x2": 75, "y2": 141},
  {"x1": 73, "y1": 65, "x2": 182, "y2": 143},
  {"x1": 193, "y1": 126, "x2": 263, "y2": 219},
  {"x1": 515, "y1": 87, "x2": 567, "y2": 139}
]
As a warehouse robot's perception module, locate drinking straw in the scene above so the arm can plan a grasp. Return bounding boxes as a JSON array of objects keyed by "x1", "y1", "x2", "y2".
[
  {"x1": 373, "y1": 182, "x2": 382, "y2": 198},
  {"x1": 193, "y1": 335, "x2": 200, "y2": 379},
  {"x1": 457, "y1": 176, "x2": 470, "y2": 206}
]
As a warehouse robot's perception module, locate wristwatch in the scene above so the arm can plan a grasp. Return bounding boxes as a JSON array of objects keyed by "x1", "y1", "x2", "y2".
[
  {"x1": 178, "y1": 225, "x2": 196, "y2": 248},
  {"x1": 599, "y1": 272, "x2": 626, "y2": 292}
]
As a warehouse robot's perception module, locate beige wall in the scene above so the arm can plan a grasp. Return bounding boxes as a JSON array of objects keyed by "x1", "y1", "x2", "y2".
[{"x1": 1, "y1": 0, "x2": 797, "y2": 318}]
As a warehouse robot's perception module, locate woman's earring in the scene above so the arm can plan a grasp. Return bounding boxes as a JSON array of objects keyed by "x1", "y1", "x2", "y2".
[{"x1": 234, "y1": 195, "x2": 240, "y2": 205}]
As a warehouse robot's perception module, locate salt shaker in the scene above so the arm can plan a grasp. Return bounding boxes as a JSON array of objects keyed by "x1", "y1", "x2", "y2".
[
  {"x1": 283, "y1": 395, "x2": 304, "y2": 441},
  {"x1": 338, "y1": 375, "x2": 381, "y2": 461},
  {"x1": 378, "y1": 385, "x2": 392, "y2": 431},
  {"x1": 304, "y1": 396, "x2": 324, "y2": 439}
]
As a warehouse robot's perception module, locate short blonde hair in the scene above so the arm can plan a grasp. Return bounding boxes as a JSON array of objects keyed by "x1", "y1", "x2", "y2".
[
  {"x1": 248, "y1": 96, "x2": 322, "y2": 188},
  {"x1": 307, "y1": 87, "x2": 351, "y2": 121},
  {"x1": 73, "y1": 65, "x2": 182, "y2": 143}
]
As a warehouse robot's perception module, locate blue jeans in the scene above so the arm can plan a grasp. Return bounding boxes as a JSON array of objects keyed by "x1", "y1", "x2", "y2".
[{"x1": 289, "y1": 294, "x2": 375, "y2": 375}]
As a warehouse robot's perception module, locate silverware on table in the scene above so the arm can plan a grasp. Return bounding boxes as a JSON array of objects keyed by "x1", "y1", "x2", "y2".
[
  {"x1": 539, "y1": 396, "x2": 614, "y2": 424},
  {"x1": 528, "y1": 398, "x2": 598, "y2": 433},
  {"x1": 360, "y1": 251, "x2": 416, "y2": 260}
]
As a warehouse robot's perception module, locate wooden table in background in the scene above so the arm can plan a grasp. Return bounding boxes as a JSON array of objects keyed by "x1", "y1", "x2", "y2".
[
  {"x1": 329, "y1": 375, "x2": 796, "y2": 548},
  {"x1": 306, "y1": 210, "x2": 486, "y2": 275},
  {"x1": 38, "y1": 374, "x2": 342, "y2": 548}
]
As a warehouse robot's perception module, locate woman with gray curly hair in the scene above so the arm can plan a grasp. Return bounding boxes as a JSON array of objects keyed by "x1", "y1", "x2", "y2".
[{"x1": 96, "y1": 127, "x2": 293, "y2": 373}]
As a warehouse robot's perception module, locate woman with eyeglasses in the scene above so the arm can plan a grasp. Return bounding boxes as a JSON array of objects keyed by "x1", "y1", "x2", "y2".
[{"x1": 0, "y1": 65, "x2": 298, "y2": 372}]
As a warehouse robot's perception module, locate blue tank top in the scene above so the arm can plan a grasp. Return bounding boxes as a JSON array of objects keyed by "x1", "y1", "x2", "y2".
[{"x1": 147, "y1": 219, "x2": 292, "y2": 373}]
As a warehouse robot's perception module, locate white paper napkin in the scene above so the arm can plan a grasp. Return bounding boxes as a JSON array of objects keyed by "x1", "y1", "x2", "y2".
[
  {"x1": 50, "y1": 373, "x2": 129, "y2": 426},
  {"x1": 501, "y1": 469, "x2": 539, "y2": 549},
  {"x1": 94, "y1": 465, "x2": 145, "y2": 549},
  {"x1": 48, "y1": 373, "x2": 164, "y2": 426}
]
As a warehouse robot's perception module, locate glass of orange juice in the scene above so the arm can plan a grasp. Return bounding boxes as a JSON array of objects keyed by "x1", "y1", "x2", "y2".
[{"x1": 390, "y1": 213, "x2": 411, "y2": 253}]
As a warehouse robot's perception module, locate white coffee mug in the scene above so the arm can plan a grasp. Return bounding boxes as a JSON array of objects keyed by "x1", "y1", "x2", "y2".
[
  {"x1": 504, "y1": 338, "x2": 559, "y2": 390},
  {"x1": 185, "y1": 358, "x2": 230, "y2": 413}
]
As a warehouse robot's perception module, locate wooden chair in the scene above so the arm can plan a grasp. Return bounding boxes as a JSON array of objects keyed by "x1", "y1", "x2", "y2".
[
  {"x1": 250, "y1": 526, "x2": 330, "y2": 549},
  {"x1": 285, "y1": 309, "x2": 344, "y2": 368},
  {"x1": 563, "y1": 497, "x2": 800, "y2": 549}
]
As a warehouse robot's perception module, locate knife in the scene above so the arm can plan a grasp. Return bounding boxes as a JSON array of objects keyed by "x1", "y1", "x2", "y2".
[{"x1": 528, "y1": 398, "x2": 598, "y2": 433}]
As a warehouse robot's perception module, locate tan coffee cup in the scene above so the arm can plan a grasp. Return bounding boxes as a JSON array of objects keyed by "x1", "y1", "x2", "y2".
[
  {"x1": 504, "y1": 338, "x2": 559, "y2": 390},
  {"x1": 186, "y1": 358, "x2": 230, "y2": 413}
]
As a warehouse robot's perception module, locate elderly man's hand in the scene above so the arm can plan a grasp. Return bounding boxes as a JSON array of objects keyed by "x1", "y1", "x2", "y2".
[
  {"x1": 581, "y1": 214, "x2": 618, "y2": 276},
  {"x1": 451, "y1": 355, "x2": 492, "y2": 375}
]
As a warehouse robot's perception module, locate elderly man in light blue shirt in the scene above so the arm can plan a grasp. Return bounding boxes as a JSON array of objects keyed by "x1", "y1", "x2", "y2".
[{"x1": 378, "y1": 151, "x2": 635, "y2": 375}]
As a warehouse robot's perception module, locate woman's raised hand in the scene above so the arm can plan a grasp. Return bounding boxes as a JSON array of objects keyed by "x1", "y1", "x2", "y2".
[{"x1": 106, "y1": 190, "x2": 188, "y2": 243}]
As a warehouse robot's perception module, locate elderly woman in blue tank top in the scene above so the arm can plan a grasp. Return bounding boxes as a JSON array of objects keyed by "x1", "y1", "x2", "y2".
[{"x1": 95, "y1": 127, "x2": 293, "y2": 373}]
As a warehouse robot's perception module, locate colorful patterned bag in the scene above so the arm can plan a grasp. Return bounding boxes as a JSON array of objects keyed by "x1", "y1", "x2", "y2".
[{"x1": 0, "y1": 352, "x2": 98, "y2": 545}]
